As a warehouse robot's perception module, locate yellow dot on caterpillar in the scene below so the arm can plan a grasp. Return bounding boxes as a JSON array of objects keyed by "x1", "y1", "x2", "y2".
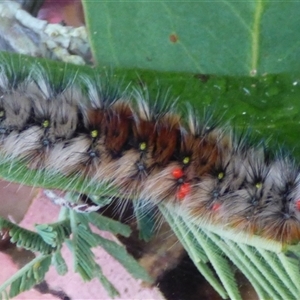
[
  {"x1": 0, "y1": 110, "x2": 4, "y2": 117},
  {"x1": 218, "y1": 172, "x2": 224, "y2": 180},
  {"x1": 42, "y1": 120, "x2": 50, "y2": 128},
  {"x1": 255, "y1": 182, "x2": 262, "y2": 189},
  {"x1": 183, "y1": 156, "x2": 190, "y2": 165},
  {"x1": 140, "y1": 142, "x2": 147, "y2": 151},
  {"x1": 91, "y1": 130, "x2": 98, "y2": 138}
]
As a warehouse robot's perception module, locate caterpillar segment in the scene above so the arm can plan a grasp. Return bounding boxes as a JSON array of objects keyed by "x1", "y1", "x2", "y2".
[{"x1": 0, "y1": 67, "x2": 300, "y2": 243}]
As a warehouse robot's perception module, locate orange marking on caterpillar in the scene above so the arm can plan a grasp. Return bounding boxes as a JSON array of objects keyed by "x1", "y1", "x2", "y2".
[{"x1": 296, "y1": 200, "x2": 300, "y2": 211}]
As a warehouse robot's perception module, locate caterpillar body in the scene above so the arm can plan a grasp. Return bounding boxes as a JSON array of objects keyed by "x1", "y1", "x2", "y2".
[{"x1": 0, "y1": 63, "x2": 300, "y2": 245}]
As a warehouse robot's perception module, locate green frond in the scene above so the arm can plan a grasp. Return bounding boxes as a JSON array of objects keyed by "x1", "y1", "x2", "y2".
[
  {"x1": 68, "y1": 210, "x2": 98, "y2": 281},
  {"x1": 191, "y1": 227, "x2": 241, "y2": 300},
  {"x1": 256, "y1": 248, "x2": 298, "y2": 298},
  {"x1": 94, "y1": 265, "x2": 119, "y2": 298},
  {"x1": 52, "y1": 250, "x2": 68, "y2": 276},
  {"x1": 160, "y1": 204, "x2": 300, "y2": 300},
  {"x1": 161, "y1": 207, "x2": 228, "y2": 299},
  {"x1": 0, "y1": 218, "x2": 54, "y2": 254},
  {"x1": 70, "y1": 209, "x2": 152, "y2": 284},
  {"x1": 0, "y1": 194, "x2": 153, "y2": 300},
  {"x1": 94, "y1": 234, "x2": 153, "y2": 284},
  {"x1": 35, "y1": 219, "x2": 71, "y2": 248},
  {"x1": 277, "y1": 252, "x2": 300, "y2": 288},
  {"x1": 67, "y1": 210, "x2": 122, "y2": 297},
  {"x1": 85, "y1": 212, "x2": 131, "y2": 237},
  {"x1": 0, "y1": 255, "x2": 52, "y2": 298}
]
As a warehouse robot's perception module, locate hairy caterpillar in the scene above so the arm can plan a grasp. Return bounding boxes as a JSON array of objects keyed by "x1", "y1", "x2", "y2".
[{"x1": 0, "y1": 62, "x2": 300, "y2": 246}]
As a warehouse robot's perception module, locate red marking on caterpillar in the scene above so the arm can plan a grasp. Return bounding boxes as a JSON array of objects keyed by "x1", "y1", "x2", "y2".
[
  {"x1": 177, "y1": 182, "x2": 191, "y2": 200},
  {"x1": 172, "y1": 168, "x2": 183, "y2": 179},
  {"x1": 1, "y1": 63, "x2": 300, "y2": 244},
  {"x1": 212, "y1": 203, "x2": 221, "y2": 212}
]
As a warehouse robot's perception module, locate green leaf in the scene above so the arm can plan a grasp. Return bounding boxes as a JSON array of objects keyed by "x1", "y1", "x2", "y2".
[
  {"x1": 81, "y1": 2, "x2": 300, "y2": 160},
  {"x1": 83, "y1": 1, "x2": 300, "y2": 76}
]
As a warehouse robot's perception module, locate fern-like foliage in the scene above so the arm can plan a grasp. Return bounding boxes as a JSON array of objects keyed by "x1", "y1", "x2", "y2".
[
  {"x1": 160, "y1": 204, "x2": 300, "y2": 300},
  {"x1": 0, "y1": 195, "x2": 153, "y2": 299},
  {"x1": 0, "y1": 218, "x2": 56, "y2": 255},
  {"x1": 2, "y1": 188, "x2": 300, "y2": 299},
  {"x1": 35, "y1": 219, "x2": 71, "y2": 248},
  {"x1": 68, "y1": 210, "x2": 120, "y2": 297},
  {"x1": 0, "y1": 217, "x2": 70, "y2": 298},
  {"x1": 0, "y1": 255, "x2": 52, "y2": 299}
]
